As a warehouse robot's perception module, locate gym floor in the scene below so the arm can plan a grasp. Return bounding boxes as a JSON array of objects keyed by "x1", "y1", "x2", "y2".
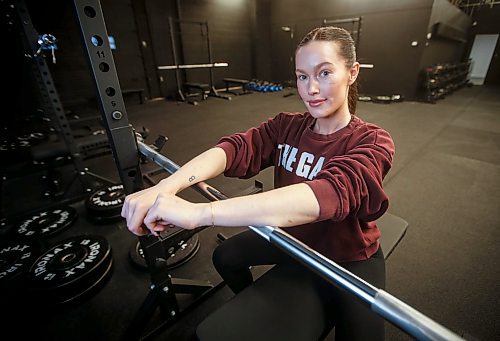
[{"x1": 4, "y1": 85, "x2": 499, "y2": 340}]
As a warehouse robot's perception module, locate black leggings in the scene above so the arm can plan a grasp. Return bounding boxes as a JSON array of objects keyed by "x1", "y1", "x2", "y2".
[{"x1": 212, "y1": 230, "x2": 386, "y2": 341}]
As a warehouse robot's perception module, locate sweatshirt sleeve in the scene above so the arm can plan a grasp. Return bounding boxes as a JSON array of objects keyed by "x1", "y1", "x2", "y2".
[
  {"x1": 305, "y1": 128, "x2": 395, "y2": 222},
  {"x1": 215, "y1": 114, "x2": 282, "y2": 179}
]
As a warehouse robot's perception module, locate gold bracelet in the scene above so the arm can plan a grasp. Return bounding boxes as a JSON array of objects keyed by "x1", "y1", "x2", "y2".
[{"x1": 210, "y1": 202, "x2": 215, "y2": 227}]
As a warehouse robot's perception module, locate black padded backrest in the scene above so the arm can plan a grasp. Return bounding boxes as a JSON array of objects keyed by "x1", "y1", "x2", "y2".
[{"x1": 377, "y1": 213, "x2": 409, "y2": 259}]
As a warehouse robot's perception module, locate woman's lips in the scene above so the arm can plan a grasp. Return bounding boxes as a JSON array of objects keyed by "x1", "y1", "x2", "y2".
[{"x1": 308, "y1": 99, "x2": 326, "y2": 107}]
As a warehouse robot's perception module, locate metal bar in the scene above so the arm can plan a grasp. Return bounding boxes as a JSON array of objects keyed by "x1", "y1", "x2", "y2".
[
  {"x1": 158, "y1": 62, "x2": 229, "y2": 70},
  {"x1": 323, "y1": 17, "x2": 361, "y2": 25},
  {"x1": 205, "y1": 21, "x2": 214, "y2": 87},
  {"x1": 168, "y1": 16, "x2": 184, "y2": 100},
  {"x1": 73, "y1": 4, "x2": 180, "y2": 334},
  {"x1": 136, "y1": 140, "x2": 464, "y2": 341},
  {"x1": 73, "y1": 0, "x2": 142, "y2": 195}
]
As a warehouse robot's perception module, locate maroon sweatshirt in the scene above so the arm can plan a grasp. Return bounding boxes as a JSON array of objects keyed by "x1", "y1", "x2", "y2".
[{"x1": 216, "y1": 112, "x2": 395, "y2": 262}]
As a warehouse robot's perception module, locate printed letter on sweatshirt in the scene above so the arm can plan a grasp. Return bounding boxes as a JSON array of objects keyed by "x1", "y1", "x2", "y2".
[{"x1": 296, "y1": 152, "x2": 314, "y2": 178}]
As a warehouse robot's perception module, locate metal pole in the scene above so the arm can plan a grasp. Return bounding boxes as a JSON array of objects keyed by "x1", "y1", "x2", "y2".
[
  {"x1": 136, "y1": 140, "x2": 464, "y2": 341},
  {"x1": 168, "y1": 16, "x2": 184, "y2": 101}
]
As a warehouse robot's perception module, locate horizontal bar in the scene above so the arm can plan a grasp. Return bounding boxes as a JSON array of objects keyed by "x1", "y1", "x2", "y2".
[
  {"x1": 360, "y1": 63, "x2": 374, "y2": 69},
  {"x1": 323, "y1": 17, "x2": 361, "y2": 24},
  {"x1": 269, "y1": 228, "x2": 377, "y2": 303},
  {"x1": 136, "y1": 140, "x2": 464, "y2": 341},
  {"x1": 158, "y1": 62, "x2": 228, "y2": 70}
]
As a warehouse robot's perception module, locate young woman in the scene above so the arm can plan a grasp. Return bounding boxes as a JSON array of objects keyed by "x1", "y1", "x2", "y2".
[{"x1": 122, "y1": 26, "x2": 394, "y2": 340}]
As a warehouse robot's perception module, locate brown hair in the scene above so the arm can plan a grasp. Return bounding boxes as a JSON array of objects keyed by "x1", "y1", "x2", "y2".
[{"x1": 297, "y1": 26, "x2": 358, "y2": 114}]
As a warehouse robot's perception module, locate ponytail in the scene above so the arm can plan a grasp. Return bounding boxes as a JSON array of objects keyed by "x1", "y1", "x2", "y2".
[{"x1": 348, "y1": 79, "x2": 358, "y2": 114}]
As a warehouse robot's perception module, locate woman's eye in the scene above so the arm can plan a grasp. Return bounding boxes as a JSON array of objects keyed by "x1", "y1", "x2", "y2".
[
  {"x1": 297, "y1": 74, "x2": 307, "y2": 81},
  {"x1": 320, "y1": 70, "x2": 331, "y2": 77}
]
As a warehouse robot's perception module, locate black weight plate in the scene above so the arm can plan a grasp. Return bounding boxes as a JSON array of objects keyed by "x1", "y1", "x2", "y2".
[
  {"x1": 86, "y1": 184, "x2": 125, "y2": 213},
  {"x1": 14, "y1": 206, "x2": 78, "y2": 240},
  {"x1": 28, "y1": 234, "x2": 112, "y2": 304},
  {"x1": 130, "y1": 235, "x2": 200, "y2": 271},
  {"x1": 0, "y1": 241, "x2": 40, "y2": 290},
  {"x1": 86, "y1": 184, "x2": 125, "y2": 223}
]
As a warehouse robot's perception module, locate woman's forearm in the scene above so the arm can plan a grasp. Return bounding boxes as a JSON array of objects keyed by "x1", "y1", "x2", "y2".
[
  {"x1": 205, "y1": 183, "x2": 321, "y2": 228},
  {"x1": 159, "y1": 147, "x2": 227, "y2": 194}
]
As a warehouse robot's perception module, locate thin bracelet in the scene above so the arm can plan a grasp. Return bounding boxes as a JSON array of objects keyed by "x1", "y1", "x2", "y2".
[{"x1": 210, "y1": 202, "x2": 215, "y2": 227}]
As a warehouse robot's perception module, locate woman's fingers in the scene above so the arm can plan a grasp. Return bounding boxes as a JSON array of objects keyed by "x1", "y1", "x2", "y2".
[{"x1": 121, "y1": 189, "x2": 199, "y2": 236}]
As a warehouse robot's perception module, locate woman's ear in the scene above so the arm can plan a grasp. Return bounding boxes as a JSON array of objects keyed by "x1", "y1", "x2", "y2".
[{"x1": 348, "y1": 62, "x2": 360, "y2": 85}]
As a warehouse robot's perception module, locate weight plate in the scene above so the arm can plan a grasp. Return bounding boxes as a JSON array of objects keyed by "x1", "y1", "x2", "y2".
[
  {"x1": 14, "y1": 206, "x2": 78, "y2": 239},
  {"x1": 86, "y1": 184, "x2": 125, "y2": 224},
  {"x1": 28, "y1": 234, "x2": 113, "y2": 304},
  {"x1": 130, "y1": 235, "x2": 200, "y2": 271},
  {"x1": 0, "y1": 241, "x2": 40, "y2": 290}
]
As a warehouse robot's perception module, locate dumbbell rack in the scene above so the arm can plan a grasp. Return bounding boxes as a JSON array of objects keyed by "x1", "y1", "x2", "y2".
[{"x1": 421, "y1": 60, "x2": 472, "y2": 103}]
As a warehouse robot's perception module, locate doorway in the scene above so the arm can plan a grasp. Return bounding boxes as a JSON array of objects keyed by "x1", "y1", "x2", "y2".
[{"x1": 468, "y1": 34, "x2": 499, "y2": 85}]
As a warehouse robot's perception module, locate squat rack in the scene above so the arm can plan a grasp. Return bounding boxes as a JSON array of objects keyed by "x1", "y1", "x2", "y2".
[
  {"x1": 3, "y1": 0, "x2": 111, "y2": 212},
  {"x1": 157, "y1": 16, "x2": 231, "y2": 105},
  {"x1": 73, "y1": 1, "x2": 464, "y2": 340}
]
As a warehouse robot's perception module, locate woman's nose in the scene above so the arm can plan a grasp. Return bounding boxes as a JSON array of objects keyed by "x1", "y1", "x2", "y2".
[{"x1": 308, "y1": 79, "x2": 319, "y2": 95}]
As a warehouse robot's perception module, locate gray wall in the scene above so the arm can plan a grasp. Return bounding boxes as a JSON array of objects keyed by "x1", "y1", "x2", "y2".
[
  {"x1": 21, "y1": 0, "x2": 479, "y2": 108},
  {"x1": 23, "y1": 0, "x2": 255, "y2": 107},
  {"x1": 419, "y1": 0, "x2": 472, "y2": 69},
  {"x1": 255, "y1": 0, "x2": 436, "y2": 100}
]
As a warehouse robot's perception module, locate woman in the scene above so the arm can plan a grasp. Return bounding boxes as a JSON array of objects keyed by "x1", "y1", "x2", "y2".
[{"x1": 122, "y1": 26, "x2": 394, "y2": 340}]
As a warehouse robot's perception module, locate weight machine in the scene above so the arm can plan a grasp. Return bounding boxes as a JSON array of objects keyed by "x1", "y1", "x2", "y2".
[
  {"x1": 157, "y1": 17, "x2": 231, "y2": 105},
  {"x1": 73, "y1": 1, "x2": 464, "y2": 340}
]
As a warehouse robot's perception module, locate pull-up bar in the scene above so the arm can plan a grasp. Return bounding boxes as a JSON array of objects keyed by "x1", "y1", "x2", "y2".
[
  {"x1": 137, "y1": 140, "x2": 463, "y2": 341},
  {"x1": 157, "y1": 62, "x2": 228, "y2": 70}
]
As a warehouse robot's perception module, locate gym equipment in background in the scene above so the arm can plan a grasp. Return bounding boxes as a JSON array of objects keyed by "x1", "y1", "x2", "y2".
[{"x1": 157, "y1": 17, "x2": 231, "y2": 105}]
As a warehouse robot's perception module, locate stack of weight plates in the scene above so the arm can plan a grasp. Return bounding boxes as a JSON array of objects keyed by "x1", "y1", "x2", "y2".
[
  {"x1": 0, "y1": 240, "x2": 41, "y2": 305},
  {"x1": 12, "y1": 205, "x2": 78, "y2": 240},
  {"x1": 28, "y1": 234, "x2": 113, "y2": 305},
  {"x1": 86, "y1": 184, "x2": 125, "y2": 224}
]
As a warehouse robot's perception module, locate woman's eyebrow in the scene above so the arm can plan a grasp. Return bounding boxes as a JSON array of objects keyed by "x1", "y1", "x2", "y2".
[{"x1": 295, "y1": 62, "x2": 335, "y2": 73}]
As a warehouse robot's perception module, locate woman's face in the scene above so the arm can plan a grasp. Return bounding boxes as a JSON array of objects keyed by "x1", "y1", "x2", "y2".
[{"x1": 295, "y1": 41, "x2": 358, "y2": 118}]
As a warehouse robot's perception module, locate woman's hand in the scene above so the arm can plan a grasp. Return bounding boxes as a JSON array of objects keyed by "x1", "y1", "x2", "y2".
[
  {"x1": 143, "y1": 193, "x2": 208, "y2": 235},
  {"x1": 121, "y1": 181, "x2": 178, "y2": 236},
  {"x1": 121, "y1": 147, "x2": 227, "y2": 235}
]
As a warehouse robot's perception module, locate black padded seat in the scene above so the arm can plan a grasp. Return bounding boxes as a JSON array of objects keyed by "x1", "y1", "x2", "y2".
[
  {"x1": 122, "y1": 88, "x2": 144, "y2": 104},
  {"x1": 196, "y1": 213, "x2": 408, "y2": 341},
  {"x1": 184, "y1": 83, "x2": 210, "y2": 100}
]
